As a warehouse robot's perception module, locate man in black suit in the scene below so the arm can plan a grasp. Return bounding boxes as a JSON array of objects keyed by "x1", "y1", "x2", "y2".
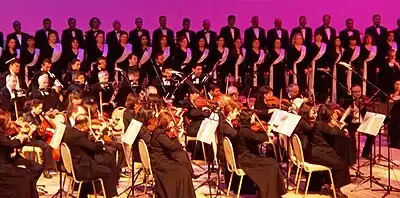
[
  {"x1": 106, "y1": 20, "x2": 123, "y2": 51},
  {"x1": 176, "y1": 18, "x2": 196, "y2": 49},
  {"x1": 61, "y1": 17, "x2": 85, "y2": 51},
  {"x1": 365, "y1": 14, "x2": 388, "y2": 47},
  {"x1": 34, "y1": 18, "x2": 59, "y2": 50},
  {"x1": 6, "y1": 21, "x2": 29, "y2": 49},
  {"x1": 219, "y1": 15, "x2": 241, "y2": 49},
  {"x1": 290, "y1": 16, "x2": 313, "y2": 47},
  {"x1": 152, "y1": 16, "x2": 175, "y2": 50},
  {"x1": 267, "y1": 18, "x2": 290, "y2": 50},
  {"x1": 63, "y1": 112, "x2": 118, "y2": 198},
  {"x1": 339, "y1": 18, "x2": 361, "y2": 48},
  {"x1": 85, "y1": 17, "x2": 105, "y2": 52},
  {"x1": 0, "y1": 74, "x2": 26, "y2": 118},
  {"x1": 315, "y1": 14, "x2": 336, "y2": 44},
  {"x1": 0, "y1": 59, "x2": 25, "y2": 89},
  {"x1": 128, "y1": 17, "x2": 151, "y2": 50},
  {"x1": 196, "y1": 19, "x2": 217, "y2": 50},
  {"x1": 244, "y1": 16, "x2": 267, "y2": 50}
]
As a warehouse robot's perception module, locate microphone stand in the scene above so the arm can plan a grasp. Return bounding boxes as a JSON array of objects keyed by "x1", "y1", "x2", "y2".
[{"x1": 339, "y1": 63, "x2": 400, "y2": 196}]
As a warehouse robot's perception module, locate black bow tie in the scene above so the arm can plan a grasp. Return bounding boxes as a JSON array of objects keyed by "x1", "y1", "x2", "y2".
[{"x1": 204, "y1": 30, "x2": 210, "y2": 34}]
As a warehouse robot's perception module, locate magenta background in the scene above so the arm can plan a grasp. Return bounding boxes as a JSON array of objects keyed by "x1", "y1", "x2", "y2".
[{"x1": 1, "y1": 0, "x2": 399, "y2": 35}]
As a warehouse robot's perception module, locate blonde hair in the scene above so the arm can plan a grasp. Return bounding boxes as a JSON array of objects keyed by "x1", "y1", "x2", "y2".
[{"x1": 291, "y1": 33, "x2": 304, "y2": 46}]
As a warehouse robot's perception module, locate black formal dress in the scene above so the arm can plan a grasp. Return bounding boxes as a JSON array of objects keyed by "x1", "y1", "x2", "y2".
[
  {"x1": 227, "y1": 47, "x2": 246, "y2": 86},
  {"x1": 7, "y1": 32, "x2": 30, "y2": 49},
  {"x1": 176, "y1": 29, "x2": 197, "y2": 49},
  {"x1": 0, "y1": 31, "x2": 4, "y2": 49},
  {"x1": 196, "y1": 29, "x2": 217, "y2": 50},
  {"x1": 0, "y1": 130, "x2": 43, "y2": 198},
  {"x1": 266, "y1": 28, "x2": 290, "y2": 50},
  {"x1": 308, "y1": 42, "x2": 332, "y2": 102},
  {"x1": 20, "y1": 48, "x2": 41, "y2": 85},
  {"x1": 32, "y1": 88, "x2": 62, "y2": 111},
  {"x1": 192, "y1": 47, "x2": 212, "y2": 73},
  {"x1": 244, "y1": 26, "x2": 267, "y2": 50},
  {"x1": 61, "y1": 28, "x2": 85, "y2": 50},
  {"x1": 128, "y1": 28, "x2": 151, "y2": 50},
  {"x1": 339, "y1": 28, "x2": 361, "y2": 48},
  {"x1": 234, "y1": 125, "x2": 287, "y2": 198},
  {"x1": 266, "y1": 48, "x2": 287, "y2": 96},
  {"x1": 174, "y1": 47, "x2": 193, "y2": 74},
  {"x1": 150, "y1": 128, "x2": 196, "y2": 198},
  {"x1": 389, "y1": 99, "x2": 400, "y2": 148},
  {"x1": 287, "y1": 45, "x2": 308, "y2": 90},
  {"x1": 86, "y1": 44, "x2": 108, "y2": 72},
  {"x1": 245, "y1": 48, "x2": 267, "y2": 87},
  {"x1": 293, "y1": 118, "x2": 313, "y2": 150},
  {"x1": 63, "y1": 127, "x2": 118, "y2": 198},
  {"x1": 60, "y1": 48, "x2": 85, "y2": 71},
  {"x1": 219, "y1": 26, "x2": 241, "y2": 49},
  {"x1": 39, "y1": 43, "x2": 63, "y2": 78},
  {"x1": 34, "y1": 29, "x2": 59, "y2": 50}
]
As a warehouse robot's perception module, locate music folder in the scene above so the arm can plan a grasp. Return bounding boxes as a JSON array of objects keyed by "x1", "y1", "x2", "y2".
[
  {"x1": 197, "y1": 112, "x2": 219, "y2": 145},
  {"x1": 268, "y1": 109, "x2": 301, "y2": 137},
  {"x1": 49, "y1": 123, "x2": 66, "y2": 149},
  {"x1": 121, "y1": 119, "x2": 143, "y2": 145},
  {"x1": 357, "y1": 112, "x2": 386, "y2": 136}
]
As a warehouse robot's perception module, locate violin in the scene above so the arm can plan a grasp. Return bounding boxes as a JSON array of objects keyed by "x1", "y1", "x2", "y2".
[
  {"x1": 194, "y1": 96, "x2": 218, "y2": 109},
  {"x1": 165, "y1": 126, "x2": 178, "y2": 139},
  {"x1": 147, "y1": 118, "x2": 158, "y2": 132},
  {"x1": 264, "y1": 96, "x2": 290, "y2": 109},
  {"x1": 250, "y1": 120, "x2": 269, "y2": 132}
]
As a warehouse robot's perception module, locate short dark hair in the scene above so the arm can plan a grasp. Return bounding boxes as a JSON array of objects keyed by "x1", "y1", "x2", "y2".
[{"x1": 228, "y1": 15, "x2": 236, "y2": 20}]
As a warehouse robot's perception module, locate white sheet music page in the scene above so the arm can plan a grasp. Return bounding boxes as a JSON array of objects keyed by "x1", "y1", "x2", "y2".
[
  {"x1": 357, "y1": 112, "x2": 386, "y2": 136},
  {"x1": 49, "y1": 123, "x2": 66, "y2": 149},
  {"x1": 197, "y1": 118, "x2": 218, "y2": 145},
  {"x1": 268, "y1": 109, "x2": 301, "y2": 137},
  {"x1": 122, "y1": 119, "x2": 143, "y2": 145}
]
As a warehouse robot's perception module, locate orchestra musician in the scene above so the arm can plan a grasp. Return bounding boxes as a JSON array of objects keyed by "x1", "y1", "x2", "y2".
[
  {"x1": 0, "y1": 58, "x2": 25, "y2": 89},
  {"x1": 30, "y1": 59, "x2": 55, "y2": 91},
  {"x1": 23, "y1": 99, "x2": 54, "y2": 178},
  {"x1": 0, "y1": 74, "x2": 26, "y2": 118},
  {"x1": 150, "y1": 111, "x2": 196, "y2": 198},
  {"x1": 389, "y1": 80, "x2": 400, "y2": 148},
  {"x1": 235, "y1": 110, "x2": 287, "y2": 198},
  {"x1": 89, "y1": 71, "x2": 115, "y2": 113},
  {"x1": 292, "y1": 100, "x2": 315, "y2": 149},
  {"x1": 88, "y1": 56, "x2": 107, "y2": 85},
  {"x1": 62, "y1": 59, "x2": 81, "y2": 87},
  {"x1": 66, "y1": 71, "x2": 86, "y2": 94},
  {"x1": 0, "y1": 110, "x2": 43, "y2": 198},
  {"x1": 32, "y1": 74, "x2": 63, "y2": 112},
  {"x1": 306, "y1": 104, "x2": 350, "y2": 197},
  {"x1": 62, "y1": 108, "x2": 119, "y2": 198},
  {"x1": 283, "y1": 83, "x2": 302, "y2": 102}
]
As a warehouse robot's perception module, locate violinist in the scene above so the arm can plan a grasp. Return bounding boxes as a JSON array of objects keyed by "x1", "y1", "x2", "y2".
[
  {"x1": 62, "y1": 59, "x2": 81, "y2": 87},
  {"x1": 254, "y1": 86, "x2": 276, "y2": 122},
  {"x1": 89, "y1": 71, "x2": 115, "y2": 109},
  {"x1": 114, "y1": 69, "x2": 142, "y2": 107},
  {"x1": 227, "y1": 85, "x2": 239, "y2": 100},
  {"x1": 0, "y1": 74, "x2": 26, "y2": 118},
  {"x1": 0, "y1": 110, "x2": 43, "y2": 198},
  {"x1": 207, "y1": 83, "x2": 222, "y2": 100},
  {"x1": 189, "y1": 64, "x2": 204, "y2": 91},
  {"x1": 65, "y1": 90, "x2": 83, "y2": 119},
  {"x1": 66, "y1": 71, "x2": 86, "y2": 94},
  {"x1": 123, "y1": 93, "x2": 140, "y2": 131},
  {"x1": 235, "y1": 110, "x2": 287, "y2": 198},
  {"x1": 389, "y1": 80, "x2": 400, "y2": 148},
  {"x1": 32, "y1": 74, "x2": 63, "y2": 112},
  {"x1": 292, "y1": 100, "x2": 314, "y2": 150},
  {"x1": 150, "y1": 111, "x2": 196, "y2": 198},
  {"x1": 129, "y1": 99, "x2": 152, "y2": 163},
  {"x1": 63, "y1": 111, "x2": 119, "y2": 198},
  {"x1": 157, "y1": 65, "x2": 177, "y2": 99},
  {"x1": 23, "y1": 99, "x2": 54, "y2": 178},
  {"x1": 306, "y1": 104, "x2": 350, "y2": 197}
]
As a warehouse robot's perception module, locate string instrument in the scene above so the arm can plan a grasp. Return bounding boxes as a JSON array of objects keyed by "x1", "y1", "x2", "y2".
[
  {"x1": 90, "y1": 119, "x2": 113, "y2": 142},
  {"x1": 39, "y1": 111, "x2": 65, "y2": 161},
  {"x1": 264, "y1": 96, "x2": 290, "y2": 110},
  {"x1": 250, "y1": 120, "x2": 269, "y2": 132},
  {"x1": 165, "y1": 126, "x2": 178, "y2": 139},
  {"x1": 6, "y1": 120, "x2": 32, "y2": 137},
  {"x1": 147, "y1": 117, "x2": 158, "y2": 132},
  {"x1": 194, "y1": 96, "x2": 218, "y2": 109}
]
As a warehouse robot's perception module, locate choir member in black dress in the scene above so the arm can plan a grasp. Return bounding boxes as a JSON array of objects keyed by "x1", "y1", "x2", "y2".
[
  {"x1": 20, "y1": 36, "x2": 40, "y2": 87},
  {"x1": 235, "y1": 110, "x2": 287, "y2": 198},
  {"x1": 129, "y1": 17, "x2": 151, "y2": 51},
  {"x1": 339, "y1": 18, "x2": 361, "y2": 49},
  {"x1": 245, "y1": 39, "x2": 266, "y2": 87},
  {"x1": 34, "y1": 18, "x2": 59, "y2": 51},
  {"x1": 308, "y1": 31, "x2": 331, "y2": 102},
  {"x1": 135, "y1": 34, "x2": 152, "y2": 83},
  {"x1": 306, "y1": 104, "x2": 350, "y2": 197},
  {"x1": 113, "y1": 31, "x2": 132, "y2": 80},
  {"x1": 315, "y1": 14, "x2": 336, "y2": 44},
  {"x1": 290, "y1": 16, "x2": 313, "y2": 47},
  {"x1": 39, "y1": 32, "x2": 63, "y2": 78},
  {"x1": 244, "y1": 16, "x2": 267, "y2": 50},
  {"x1": 365, "y1": 14, "x2": 388, "y2": 48},
  {"x1": 0, "y1": 110, "x2": 43, "y2": 198},
  {"x1": 219, "y1": 15, "x2": 241, "y2": 49},
  {"x1": 341, "y1": 35, "x2": 362, "y2": 91},
  {"x1": 63, "y1": 111, "x2": 119, "y2": 198},
  {"x1": 32, "y1": 74, "x2": 63, "y2": 111},
  {"x1": 85, "y1": 17, "x2": 105, "y2": 63},
  {"x1": 267, "y1": 18, "x2": 290, "y2": 50},
  {"x1": 6, "y1": 21, "x2": 30, "y2": 49},
  {"x1": 150, "y1": 111, "x2": 196, "y2": 198},
  {"x1": 152, "y1": 16, "x2": 175, "y2": 51},
  {"x1": 360, "y1": 34, "x2": 378, "y2": 96},
  {"x1": 192, "y1": 37, "x2": 212, "y2": 73},
  {"x1": 23, "y1": 99, "x2": 55, "y2": 178},
  {"x1": 153, "y1": 35, "x2": 173, "y2": 66},
  {"x1": 211, "y1": 36, "x2": 230, "y2": 84},
  {"x1": 381, "y1": 50, "x2": 400, "y2": 95},
  {"x1": 1, "y1": 37, "x2": 19, "y2": 73},
  {"x1": 331, "y1": 37, "x2": 345, "y2": 103},
  {"x1": 228, "y1": 38, "x2": 246, "y2": 87},
  {"x1": 60, "y1": 38, "x2": 85, "y2": 72},
  {"x1": 86, "y1": 32, "x2": 108, "y2": 72},
  {"x1": 61, "y1": 17, "x2": 85, "y2": 51},
  {"x1": 196, "y1": 19, "x2": 218, "y2": 50},
  {"x1": 266, "y1": 38, "x2": 287, "y2": 96},
  {"x1": 176, "y1": 18, "x2": 196, "y2": 49},
  {"x1": 287, "y1": 33, "x2": 308, "y2": 90},
  {"x1": 388, "y1": 81, "x2": 400, "y2": 148},
  {"x1": 175, "y1": 36, "x2": 193, "y2": 73}
]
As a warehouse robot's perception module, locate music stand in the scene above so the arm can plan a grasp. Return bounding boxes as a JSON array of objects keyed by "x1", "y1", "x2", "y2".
[
  {"x1": 351, "y1": 112, "x2": 386, "y2": 192},
  {"x1": 50, "y1": 123, "x2": 69, "y2": 198}
]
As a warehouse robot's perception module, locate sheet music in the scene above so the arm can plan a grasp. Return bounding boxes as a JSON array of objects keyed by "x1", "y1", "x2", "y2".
[
  {"x1": 357, "y1": 112, "x2": 386, "y2": 136},
  {"x1": 197, "y1": 118, "x2": 218, "y2": 145},
  {"x1": 268, "y1": 109, "x2": 301, "y2": 137},
  {"x1": 49, "y1": 123, "x2": 66, "y2": 149},
  {"x1": 121, "y1": 119, "x2": 143, "y2": 145}
]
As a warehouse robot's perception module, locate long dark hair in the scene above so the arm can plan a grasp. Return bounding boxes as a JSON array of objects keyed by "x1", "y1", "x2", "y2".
[{"x1": 316, "y1": 104, "x2": 333, "y2": 122}]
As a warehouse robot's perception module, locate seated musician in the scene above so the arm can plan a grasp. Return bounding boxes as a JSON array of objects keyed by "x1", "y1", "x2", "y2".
[
  {"x1": 156, "y1": 65, "x2": 176, "y2": 99},
  {"x1": 127, "y1": 53, "x2": 139, "y2": 71},
  {"x1": 254, "y1": 86, "x2": 276, "y2": 122},
  {"x1": 114, "y1": 69, "x2": 142, "y2": 107},
  {"x1": 149, "y1": 53, "x2": 165, "y2": 86},
  {"x1": 66, "y1": 90, "x2": 84, "y2": 118},
  {"x1": 186, "y1": 88, "x2": 211, "y2": 137},
  {"x1": 389, "y1": 80, "x2": 400, "y2": 148},
  {"x1": 227, "y1": 85, "x2": 239, "y2": 100},
  {"x1": 67, "y1": 71, "x2": 86, "y2": 94},
  {"x1": 235, "y1": 110, "x2": 287, "y2": 198},
  {"x1": 306, "y1": 104, "x2": 350, "y2": 197},
  {"x1": 150, "y1": 111, "x2": 196, "y2": 198},
  {"x1": 89, "y1": 71, "x2": 115, "y2": 114},
  {"x1": 31, "y1": 59, "x2": 56, "y2": 91},
  {"x1": 23, "y1": 99, "x2": 55, "y2": 178},
  {"x1": 0, "y1": 74, "x2": 26, "y2": 118},
  {"x1": 123, "y1": 93, "x2": 140, "y2": 130},
  {"x1": 63, "y1": 108, "x2": 119, "y2": 198},
  {"x1": 32, "y1": 74, "x2": 62, "y2": 111},
  {"x1": 283, "y1": 83, "x2": 302, "y2": 102},
  {"x1": 62, "y1": 59, "x2": 81, "y2": 87},
  {"x1": 0, "y1": 58, "x2": 25, "y2": 89},
  {"x1": 292, "y1": 100, "x2": 314, "y2": 150},
  {"x1": 0, "y1": 110, "x2": 43, "y2": 198},
  {"x1": 207, "y1": 83, "x2": 222, "y2": 100},
  {"x1": 88, "y1": 56, "x2": 107, "y2": 85},
  {"x1": 190, "y1": 64, "x2": 204, "y2": 91}
]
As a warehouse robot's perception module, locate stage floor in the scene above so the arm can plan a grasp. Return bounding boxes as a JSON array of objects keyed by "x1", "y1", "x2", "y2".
[{"x1": 39, "y1": 135, "x2": 400, "y2": 198}]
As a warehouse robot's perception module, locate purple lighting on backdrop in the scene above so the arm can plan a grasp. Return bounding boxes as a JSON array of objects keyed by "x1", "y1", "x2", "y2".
[{"x1": 1, "y1": 0, "x2": 399, "y2": 34}]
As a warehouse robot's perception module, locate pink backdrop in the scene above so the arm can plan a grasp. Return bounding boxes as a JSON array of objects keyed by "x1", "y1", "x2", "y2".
[{"x1": 1, "y1": 0, "x2": 399, "y2": 35}]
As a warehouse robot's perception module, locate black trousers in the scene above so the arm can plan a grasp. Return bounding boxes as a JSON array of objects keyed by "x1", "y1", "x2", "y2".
[
  {"x1": 105, "y1": 140, "x2": 125, "y2": 168},
  {"x1": 28, "y1": 140, "x2": 54, "y2": 170}
]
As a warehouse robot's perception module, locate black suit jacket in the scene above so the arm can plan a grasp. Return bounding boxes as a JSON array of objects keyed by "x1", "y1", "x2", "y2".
[
  {"x1": 6, "y1": 32, "x2": 30, "y2": 49},
  {"x1": 365, "y1": 25, "x2": 388, "y2": 46},
  {"x1": 34, "y1": 29, "x2": 60, "y2": 50},
  {"x1": 290, "y1": 26, "x2": 313, "y2": 47},
  {"x1": 196, "y1": 29, "x2": 217, "y2": 49},
  {"x1": 128, "y1": 28, "x2": 151, "y2": 50},
  {"x1": 176, "y1": 29, "x2": 196, "y2": 49},
  {"x1": 266, "y1": 28, "x2": 290, "y2": 50},
  {"x1": 106, "y1": 30, "x2": 124, "y2": 51},
  {"x1": 0, "y1": 31, "x2": 3, "y2": 49},
  {"x1": 314, "y1": 25, "x2": 337, "y2": 44},
  {"x1": 0, "y1": 133, "x2": 23, "y2": 166},
  {"x1": 219, "y1": 26, "x2": 241, "y2": 49},
  {"x1": 339, "y1": 28, "x2": 361, "y2": 48},
  {"x1": 0, "y1": 71, "x2": 26, "y2": 89},
  {"x1": 0, "y1": 87, "x2": 11, "y2": 112},
  {"x1": 244, "y1": 26, "x2": 267, "y2": 49},
  {"x1": 61, "y1": 28, "x2": 85, "y2": 50},
  {"x1": 85, "y1": 29, "x2": 105, "y2": 51},
  {"x1": 152, "y1": 27, "x2": 175, "y2": 50}
]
